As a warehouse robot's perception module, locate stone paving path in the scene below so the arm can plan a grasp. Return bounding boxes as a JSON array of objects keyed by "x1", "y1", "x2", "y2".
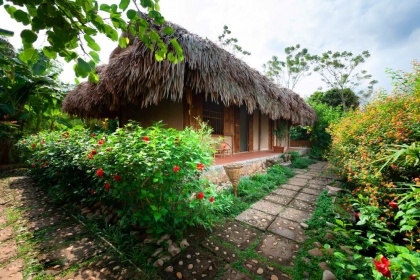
[
  {"x1": 0, "y1": 171, "x2": 138, "y2": 280},
  {"x1": 0, "y1": 162, "x2": 335, "y2": 280},
  {"x1": 160, "y1": 161, "x2": 336, "y2": 280}
]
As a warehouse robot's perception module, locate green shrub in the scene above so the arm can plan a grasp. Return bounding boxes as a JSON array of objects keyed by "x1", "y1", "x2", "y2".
[{"x1": 18, "y1": 122, "x2": 217, "y2": 237}]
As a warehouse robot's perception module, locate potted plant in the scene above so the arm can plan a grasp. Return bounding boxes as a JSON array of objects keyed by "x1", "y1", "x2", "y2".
[{"x1": 273, "y1": 122, "x2": 288, "y2": 153}]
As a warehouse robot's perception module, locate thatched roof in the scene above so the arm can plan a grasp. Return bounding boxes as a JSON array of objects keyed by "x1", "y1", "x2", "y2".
[{"x1": 62, "y1": 16, "x2": 316, "y2": 126}]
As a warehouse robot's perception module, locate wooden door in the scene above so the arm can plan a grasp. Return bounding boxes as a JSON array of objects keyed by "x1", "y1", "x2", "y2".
[
  {"x1": 233, "y1": 107, "x2": 240, "y2": 153},
  {"x1": 248, "y1": 114, "x2": 253, "y2": 151}
]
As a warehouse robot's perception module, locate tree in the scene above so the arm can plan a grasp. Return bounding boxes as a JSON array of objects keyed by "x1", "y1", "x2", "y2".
[
  {"x1": 0, "y1": 37, "x2": 67, "y2": 134},
  {"x1": 262, "y1": 44, "x2": 313, "y2": 90},
  {"x1": 1, "y1": 0, "x2": 183, "y2": 81},
  {"x1": 308, "y1": 88, "x2": 360, "y2": 110},
  {"x1": 313, "y1": 50, "x2": 377, "y2": 111},
  {"x1": 218, "y1": 25, "x2": 251, "y2": 57}
]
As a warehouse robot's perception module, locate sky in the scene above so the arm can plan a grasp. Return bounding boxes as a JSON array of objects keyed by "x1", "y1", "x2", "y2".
[{"x1": 1, "y1": 0, "x2": 419, "y2": 98}]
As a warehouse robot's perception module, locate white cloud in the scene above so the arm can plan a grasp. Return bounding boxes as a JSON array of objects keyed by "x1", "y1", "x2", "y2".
[{"x1": 1, "y1": 0, "x2": 419, "y2": 97}]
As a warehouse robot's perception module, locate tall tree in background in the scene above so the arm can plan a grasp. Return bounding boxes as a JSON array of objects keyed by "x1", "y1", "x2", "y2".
[
  {"x1": 262, "y1": 44, "x2": 313, "y2": 90},
  {"x1": 1, "y1": 0, "x2": 182, "y2": 81},
  {"x1": 308, "y1": 88, "x2": 360, "y2": 111},
  {"x1": 313, "y1": 50, "x2": 377, "y2": 111},
  {"x1": 218, "y1": 25, "x2": 251, "y2": 57}
]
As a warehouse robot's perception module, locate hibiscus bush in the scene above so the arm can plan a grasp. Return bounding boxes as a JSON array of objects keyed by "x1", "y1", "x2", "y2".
[
  {"x1": 18, "y1": 122, "x2": 218, "y2": 237},
  {"x1": 328, "y1": 62, "x2": 420, "y2": 279}
]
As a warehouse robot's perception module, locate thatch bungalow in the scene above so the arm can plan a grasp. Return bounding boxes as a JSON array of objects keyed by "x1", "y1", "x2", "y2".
[{"x1": 62, "y1": 17, "x2": 316, "y2": 154}]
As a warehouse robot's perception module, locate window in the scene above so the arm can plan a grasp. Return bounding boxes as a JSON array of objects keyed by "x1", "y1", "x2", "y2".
[{"x1": 203, "y1": 99, "x2": 224, "y2": 134}]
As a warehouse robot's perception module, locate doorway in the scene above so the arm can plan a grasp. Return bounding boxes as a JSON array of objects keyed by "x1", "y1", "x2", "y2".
[{"x1": 239, "y1": 105, "x2": 249, "y2": 152}]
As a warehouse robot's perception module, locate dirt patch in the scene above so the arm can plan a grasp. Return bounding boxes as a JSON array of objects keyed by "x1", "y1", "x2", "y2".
[{"x1": 0, "y1": 258, "x2": 23, "y2": 280}]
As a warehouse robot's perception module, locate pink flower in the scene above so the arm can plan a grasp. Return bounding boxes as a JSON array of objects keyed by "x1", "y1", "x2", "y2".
[
  {"x1": 105, "y1": 182, "x2": 110, "y2": 190},
  {"x1": 209, "y1": 197, "x2": 214, "y2": 203},
  {"x1": 113, "y1": 175, "x2": 121, "y2": 181},
  {"x1": 197, "y1": 163, "x2": 204, "y2": 171},
  {"x1": 197, "y1": 192, "x2": 204, "y2": 199},
  {"x1": 142, "y1": 136, "x2": 150, "y2": 142},
  {"x1": 389, "y1": 201, "x2": 398, "y2": 210},
  {"x1": 173, "y1": 166, "x2": 180, "y2": 172},
  {"x1": 96, "y1": 168, "x2": 104, "y2": 177}
]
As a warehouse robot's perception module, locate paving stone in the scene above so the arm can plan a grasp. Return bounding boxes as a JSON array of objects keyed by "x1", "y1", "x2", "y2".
[
  {"x1": 0, "y1": 226, "x2": 14, "y2": 242},
  {"x1": 242, "y1": 259, "x2": 291, "y2": 279},
  {"x1": 305, "y1": 172, "x2": 321, "y2": 177},
  {"x1": 0, "y1": 214, "x2": 7, "y2": 226},
  {"x1": 256, "y1": 234, "x2": 300, "y2": 266},
  {"x1": 295, "y1": 193, "x2": 318, "y2": 204},
  {"x1": 263, "y1": 193, "x2": 293, "y2": 206},
  {"x1": 251, "y1": 200, "x2": 284, "y2": 216},
  {"x1": 294, "y1": 174, "x2": 313, "y2": 180},
  {"x1": 214, "y1": 221, "x2": 260, "y2": 250},
  {"x1": 272, "y1": 188, "x2": 298, "y2": 198},
  {"x1": 278, "y1": 207, "x2": 312, "y2": 223},
  {"x1": 236, "y1": 209, "x2": 276, "y2": 231},
  {"x1": 291, "y1": 169, "x2": 306, "y2": 174},
  {"x1": 309, "y1": 178, "x2": 332, "y2": 185},
  {"x1": 158, "y1": 247, "x2": 219, "y2": 280},
  {"x1": 202, "y1": 237, "x2": 238, "y2": 263},
  {"x1": 286, "y1": 178, "x2": 308, "y2": 187},
  {"x1": 306, "y1": 183, "x2": 325, "y2": 191},
  {"x1": 280, "y1": 184, "x2": 302, "y2": 192},
  {"x1": 267, "y1": 217, "x2": 306, "y2": 242},
  {"x1": 0, "y1": 258, "x2": 23, "y2": 280},
  {"x1": 288, "y1": 199, "x2": 315, "y2": 213},
  {"x1": 221, "y1": 267, "x2": 253, "y2": 280},
  {"x1": 0, "y1": 240, "x2": 17, "y2": 263},
  {"x1": 300, "y1": 187, "x2": 323, "y2": 196}
]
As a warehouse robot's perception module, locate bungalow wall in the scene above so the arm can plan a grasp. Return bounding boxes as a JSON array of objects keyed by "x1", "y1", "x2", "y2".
[{"x1": 119, "y1": 89, "x2": 288, "y2": 154}]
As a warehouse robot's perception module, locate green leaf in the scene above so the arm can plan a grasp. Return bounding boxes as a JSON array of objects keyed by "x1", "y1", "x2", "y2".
[
  {"x1": 100, "y1": 4, "x2": 110, "y2": 12},
  {"x1": 126, "y1": 9, "x2": 137, "y2": 20},
  {"x1": 150, "y1": 205, "x2": 157, "y2": 211},
  {"x1": 84, "y1": 34, "x2": 101, "y2": 51},
  {"x1": 21, "y1": 29, "x2": 37, "y2": 44},
  {"x1": 118, "y1": 36, "x2": 128, "y2": 48},
  {"x1": 14, "y1": 10, "x2": 31, "y2": 25},
  {"x1": 162, "y1": 26, "x2": 173, "y2": 35},
  {"x1": 4, "y1": 5, "x2": 17, "y2": 18},
  {"x1": 74, "y1": 58, "x2": 92, "y2": 77},
  {"x1": 88, "y1": 72, "x2": 99, "y2": 83},
  {"x1": 18, "y1": 48, "x2": 37, "y2": 63},
  {"x1": 153, "y1": 212, "x2": 161, "y2": 222},
  {"x1": 119, "y1": 0, "x2": 130, "y2": 10},
  {"x1": 89, "y1": 51, "x2": 100, "y2": 63},
  {"x1": 42, "y1": 46, "x2": 57, "y2": 59}
]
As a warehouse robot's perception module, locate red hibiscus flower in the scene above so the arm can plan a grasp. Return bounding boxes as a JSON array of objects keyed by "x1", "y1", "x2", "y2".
[
  {"x1": 91, "y1": 149, "x2": 97, "y2": 155},
  {"x1": 40, "y1": 139, "x2": 45, "y2": 145},
  {"x1": 91, "y1": 133, "x2": 96, "y2": 137},
  {"x1": 209, "y1": 197, "x2": 214, "y2": 203},
  {"x1": 173, "y1": 166, "x2": 180, "y2": 172},
  {"x1": 389, "y1": 201, "x2": 398, "y2": 210},
  {"x1": 105, "y1": 182, "x2": 110, "y2": 190},
  {"x1": 113, "y1": 175, "x2": 121, "y2": 181},
  {"x1": 197, "y1": 192, "x2": 204, "y2": 199},
  {"x1": 87, "y1": 154, "x2": 93, "y2": 160},
  {"x1": 409, "y1": 275, "x2": 417, "y2": 280},
  {"x1": 90, "y1": 189, "x2": 95, "y2": 195},
  {"x1": 374, "y1": 257, "x2": 391, "y2": 278},
  {"x1": 142, "y1": 136, "x2": 150, "y2": 142},
  {"x1": 98, "y1": 139, "x2": 105, "y2": 145},
  {"x1": 197, "y1": 163, "x2": 204, "y2": 171},
  {"x1": 31, "y1": 143, "x2": 36, "y2": 148},
  {"x1": 96, "y1": 168, "x2": 104, "y2": 177},
  {"x1": 31, "y1": 163, "x2": 36, "y2": 168},
  {"x1": 355, "y1": 212, "x2": 360, "y2": 219}
]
